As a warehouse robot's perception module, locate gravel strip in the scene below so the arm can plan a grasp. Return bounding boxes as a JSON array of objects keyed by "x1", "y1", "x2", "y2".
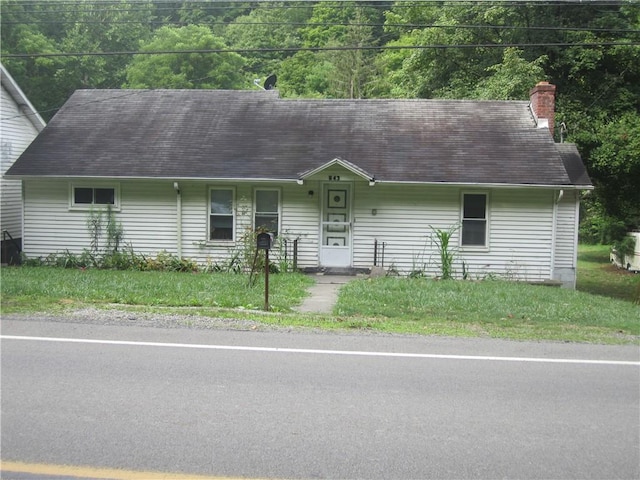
[{"x1": 2, "y1": 307, "x2": 299, "y2": 332}]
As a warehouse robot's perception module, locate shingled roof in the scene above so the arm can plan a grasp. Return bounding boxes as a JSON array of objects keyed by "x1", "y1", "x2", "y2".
[{"x1": 5, "y1": 89, "x2": 591, "y2": 188}]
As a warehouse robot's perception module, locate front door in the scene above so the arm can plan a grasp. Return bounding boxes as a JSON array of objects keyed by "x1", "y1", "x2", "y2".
[{"x1": 320, "y1": 183, "x2": 352, "y2": 267}]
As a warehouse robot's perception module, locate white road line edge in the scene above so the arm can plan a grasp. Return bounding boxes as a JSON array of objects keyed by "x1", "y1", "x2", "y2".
[{"x1": 1, "y1": 335, "x2": 638, "y2": 366}]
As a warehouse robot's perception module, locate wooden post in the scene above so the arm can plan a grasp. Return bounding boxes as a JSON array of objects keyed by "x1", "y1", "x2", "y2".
[{"x1": 264, "y1": 249, "x2": 269, "y2": 311}]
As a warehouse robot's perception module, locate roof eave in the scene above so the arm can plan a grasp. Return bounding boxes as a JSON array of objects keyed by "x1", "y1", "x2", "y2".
[
  {"x1": 374, "y1": 180, "x2": 594, "y2": 190},
  {"x1": 0, "y1": 63, "x2": 46, "y2": 132},
  {"x1": 3, "y1": 173, "x2": 594, "y2": 190}
]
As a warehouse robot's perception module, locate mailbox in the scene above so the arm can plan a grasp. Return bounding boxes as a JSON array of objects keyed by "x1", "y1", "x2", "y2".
[{"x1": 256, "y1": 232, "x2": 273, "y2": 250}]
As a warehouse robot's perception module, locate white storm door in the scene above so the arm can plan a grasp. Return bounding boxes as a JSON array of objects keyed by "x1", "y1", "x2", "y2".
[{"x1": 320, "y1": 183, "x2": 352, "y2": 267}]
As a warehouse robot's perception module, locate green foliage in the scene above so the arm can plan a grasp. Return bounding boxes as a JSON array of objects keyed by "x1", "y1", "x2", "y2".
[
  {"x1": 23, "y1": 248, "x2": 198, "y2": 273},
  {"x1": 6, "y1": 246, "x2": 638, "y2": 344},
  {"x1": 579, "y1": 197, "x2": 631, "y2": 245},
  {"x1": 225, "y1": 2, "x2": 309, "y2": 81},
  {"x1": 577, "y1": 244, "x2": 640, "y2": 303},
  {"x1": 586, "y1": 112, "x2": 640, "y2": 231},
  {"x1": 2, "y1": 1, "x2": 639, "y2": 235},
  {"x1": 613, "y1": 235, "x2": 637, "y2": 259},
  {"x1": 86, "y1": 205, "x2": 123, "y2": 259},
  {"x1": 124, "y1": 25, "x2": 245, "y2": 89},
  {"x1": 86, "y1": 207, "x2": 103, "y2": 256},
  {"x1": 430, "y1": 225, "x2": 460, "y2": 280},
  {"x1": 1, "y1": 267, "x2": 313, "y2": 312},
  {"x1": 468, "y1": 48, "x2": 548, "y2": 100},
  {"x1": 1, "y1": 0, "x2": 155, "y2": 121}
]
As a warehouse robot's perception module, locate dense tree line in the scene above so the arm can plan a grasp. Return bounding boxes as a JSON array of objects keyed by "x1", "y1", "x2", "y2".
[{"x1": 2, "y1": 0, "x2": 639, "y2": 242}]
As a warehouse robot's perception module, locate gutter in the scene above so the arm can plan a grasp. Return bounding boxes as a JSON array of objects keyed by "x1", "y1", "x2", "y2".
[{"x1": 3, "y1": 174, "x2": 594, "y2": 191}]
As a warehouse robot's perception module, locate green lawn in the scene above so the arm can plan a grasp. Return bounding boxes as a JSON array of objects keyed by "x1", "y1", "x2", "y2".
[
  {"x1": 577, "y1": 244, "x2": 640, "y2": 302},
  {"x1": 1, "y1": 245, "x2": 638, "y2": 344},
  {"x1": 0, "y1": 268, "x2": 314, "y2": 314}
]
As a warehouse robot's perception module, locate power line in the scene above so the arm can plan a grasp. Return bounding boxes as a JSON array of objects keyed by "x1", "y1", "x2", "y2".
[
  {"x1": 1, "y1": 17, "x2": 638, "y2": 37},
  {"x1": 4, "y1": 41, "x2": 639, "y2": 59},
  {"x1": 2, "y1": 0, "x2": 634, "y2": 10}
]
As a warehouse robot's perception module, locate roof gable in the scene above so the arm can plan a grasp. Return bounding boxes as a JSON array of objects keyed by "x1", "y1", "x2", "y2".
[
  {"x1": 6, "y1": 89, "x2": 589, "y2": 188},
  {"x1": 299, "y1": 157, "x2": 375, "y2": 184},
  {"x1": 0, "y1": 63, "x2": 46, "y2": 133}
]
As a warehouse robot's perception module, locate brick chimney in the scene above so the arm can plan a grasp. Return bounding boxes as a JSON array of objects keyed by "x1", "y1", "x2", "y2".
[{"x1": 529, "y1": 81, "x2": 556, "y2": 138}]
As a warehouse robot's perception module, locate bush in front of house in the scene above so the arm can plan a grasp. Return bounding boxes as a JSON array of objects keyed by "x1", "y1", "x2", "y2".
[{"x1": 21, "y1": 248, "x2": 200, "y2": 273}]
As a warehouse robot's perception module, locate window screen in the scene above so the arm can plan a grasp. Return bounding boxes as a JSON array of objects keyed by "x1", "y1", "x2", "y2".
[
  {"x1": 210, "y1": 189, "x2": 234, "y2": 240},
  {"x1": 255, "y1": 190, "x2": 279, "y2": 236},
  {"x1": 462, "y1": 193, "x2": 487, "y2": 247}
]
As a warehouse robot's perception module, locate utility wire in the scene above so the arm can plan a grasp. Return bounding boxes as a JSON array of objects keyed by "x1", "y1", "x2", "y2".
[
  {"x1": 1, "y1": 18, "x2": 638, "y2": 37},
  {"x1": 3, "y1": 0, "x2": 634, "y2": 11},
  {"x1": 4, "y1": 41, "x2": 639, "y2": 58}
]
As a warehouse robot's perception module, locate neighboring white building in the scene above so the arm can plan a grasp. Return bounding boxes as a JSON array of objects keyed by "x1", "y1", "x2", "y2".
[
  {"x1": 1, "y1": 63, "x2": 46, "y2": 264},
  {"x1": 6, "y1": 83, "x2": 592, "y2": 287},
  {"x1": 610, "y1": 231, "x2": 640, "y2": 273}
]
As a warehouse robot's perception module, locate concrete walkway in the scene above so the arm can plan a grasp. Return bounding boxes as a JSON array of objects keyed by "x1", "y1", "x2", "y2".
[{"x1": 294, "y1": 275, "x2": 358, "y2": 314}]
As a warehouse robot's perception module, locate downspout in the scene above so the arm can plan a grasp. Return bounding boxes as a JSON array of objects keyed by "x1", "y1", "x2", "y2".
[
  {"x1": 550, "y1": 189, "x2": 563, "y2": 282},
  {"x1": 174, "y1": 182, "x2": 182, "y2": 258},
  {"x1": 571, "y1": 192, "x2": 580, "y2": 289}
]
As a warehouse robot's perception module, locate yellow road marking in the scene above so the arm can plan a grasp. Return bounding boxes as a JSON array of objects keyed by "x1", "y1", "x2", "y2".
[{"x1": 0, "y1": 461, "x2": 267, "y2": 480}]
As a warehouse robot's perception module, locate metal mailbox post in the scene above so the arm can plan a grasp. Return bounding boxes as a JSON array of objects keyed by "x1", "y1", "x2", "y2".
[{"x1": 256, "y1": 233, "x2": 273, "y2": 311}]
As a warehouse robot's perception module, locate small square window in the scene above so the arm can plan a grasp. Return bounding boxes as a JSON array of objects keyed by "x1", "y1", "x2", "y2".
[
  {"x1": 464, "y1": 194, "x2": 486, "y2": 219},
  {"x1": 95, "y1": 188, "x2": 115, "y2": 205},
  {"x1": 74, "y1": 188, "x2": 93, "y2": 204}
]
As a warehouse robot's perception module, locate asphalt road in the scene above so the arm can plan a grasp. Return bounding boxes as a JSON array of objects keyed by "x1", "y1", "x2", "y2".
[{"x1": 1, "y1": 319, "x2": 639, "y2": 480}]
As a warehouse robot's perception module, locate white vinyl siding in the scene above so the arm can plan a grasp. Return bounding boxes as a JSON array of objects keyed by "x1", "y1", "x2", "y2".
[
  {"x1": 1, "y1": 84, "x2": 43, "y2": 240},
  {"x1": 552, "y1": 189, "x2": 580, "y2": 287},
  {"x1": 352, "y1": 184, "x2": 554, "y2": 282},
  {"x1": 352, "y1": 184, "x2": 458, "y2": 273},
  {"x1": 20, "y1": 176, "x2": 571, "y2": 285},
  {"x1": 22, "y1": 180, "x2": 176, "y2": 259},
  {"x1": 181, "y1": 183, "x2": 318, "y2": 268}
]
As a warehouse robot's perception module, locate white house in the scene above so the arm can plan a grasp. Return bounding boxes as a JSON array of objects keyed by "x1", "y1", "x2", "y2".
[
  {"x1": 0, "y1": 63, "x2": 46, "y2": 264},
  {"x1": 5, "y1": 82, "x2": 592, "y2": 287}
]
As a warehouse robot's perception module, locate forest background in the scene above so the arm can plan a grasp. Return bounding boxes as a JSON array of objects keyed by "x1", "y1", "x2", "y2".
[{"x1": 2, "y1": 0, "x2": 639, "y2": 246}]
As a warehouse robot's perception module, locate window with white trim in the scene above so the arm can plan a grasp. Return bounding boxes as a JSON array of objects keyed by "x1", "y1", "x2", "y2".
[
  {"x1": 254, "y1": 189, "x2": 280, "y2": 236},
  {"x1": 71, "y1": 185, "x2": 118, "y2": 208},
  {"x1": 209, "y1": 188, "x2": 235, "y2": 241},
  {"x1": 461, "y1": 193, "x2": 488, "y2": 247}
]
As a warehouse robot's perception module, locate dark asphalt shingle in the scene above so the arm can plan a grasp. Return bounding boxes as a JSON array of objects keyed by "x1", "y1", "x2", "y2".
[{"x1": 5, "y1": 89, "x2": 591, "y2": 187}]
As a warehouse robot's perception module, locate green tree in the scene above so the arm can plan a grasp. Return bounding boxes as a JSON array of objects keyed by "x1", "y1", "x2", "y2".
[
  {"x1": 54, "y1": 1, "x2": 154, "y2": 90},
  {"x1": 1, "y1": 0, "x2": 155, "y2": 120},
  {"x1": 323, "y1": 7, "x2": 381, "y2": 98},
  {"x1": 465, "y1": 48, "x2": 548, "y2": 100},
  {"x1": 377, "y1": 2, "x2": 507, "y2": 98},
  {"x1": 123, "y1": 25, "x2": 246, "y2": 89},
  {"x1": 280, "y1": 2, "x2": 385, "y2": 98},
  {"x1": 585, "y1": 112, "x2": 640, "y2": 234},
  {"x1": 225, "y1": 2, "x2": 311, "y2": 84}
]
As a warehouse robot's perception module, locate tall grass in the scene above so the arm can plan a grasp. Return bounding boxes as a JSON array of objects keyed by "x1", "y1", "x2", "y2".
[
  {"x1": 337, "y1": 277, "x2": 638, "y2": 332},
  {"x1": 1, "y1": 267, "x2": 313, "y2": 313},
  {"x1": 2, "y1": 244, "x2": 638, "y2": 344}
]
